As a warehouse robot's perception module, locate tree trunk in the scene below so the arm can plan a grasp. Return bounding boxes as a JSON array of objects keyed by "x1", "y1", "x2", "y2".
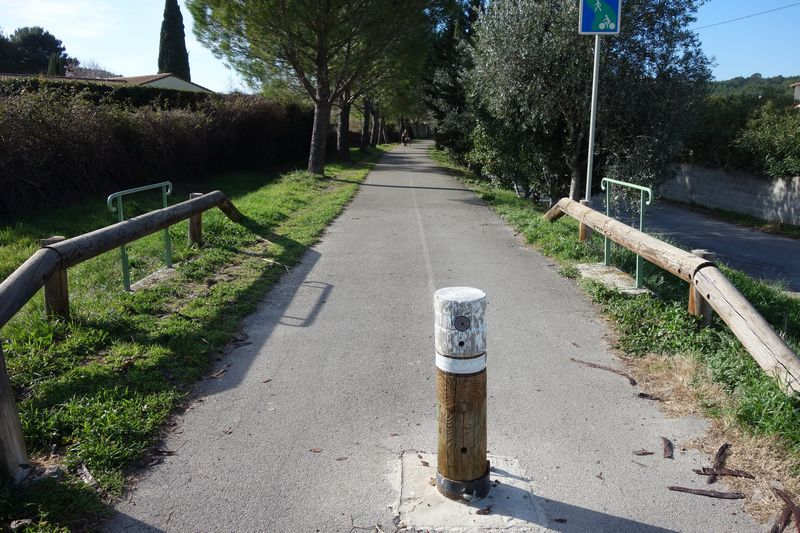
[
  {"x1": 361, "y1": 98, "x2": 372, "y2": 151},
  {"x1": 370, "y1": 107, "x2": 380, "y2": 146},
  {"x1": 337, "y1": 97, "x2": 351, "y2": 161},
  {"x1": 308, "y1": 100, "x2": 331, "y2": 175},
  {"x1": 568, "y1": 129, "x2": 585, "y2": 200}
]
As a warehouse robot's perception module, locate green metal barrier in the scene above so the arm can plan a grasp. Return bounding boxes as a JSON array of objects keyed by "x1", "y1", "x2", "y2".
[
  {"x1": 107, "y1": 181, "x2": 173, "y2": 290},
  {"x1": 600, "y1": 177, "x2": 652, "y2": 288}
]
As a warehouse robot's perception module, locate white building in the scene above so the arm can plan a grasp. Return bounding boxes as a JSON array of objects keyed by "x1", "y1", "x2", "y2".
[{"x1": 108, "y1": 73, "x2": 213, "y2": 94}]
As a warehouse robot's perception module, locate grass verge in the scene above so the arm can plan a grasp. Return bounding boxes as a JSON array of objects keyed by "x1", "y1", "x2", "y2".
[
  {"x1": 1, "y1": 146, "x2": 391, "y2": 531},
  {"x1": 430, "y1": 147, "x2": 800, "y2": 519}
]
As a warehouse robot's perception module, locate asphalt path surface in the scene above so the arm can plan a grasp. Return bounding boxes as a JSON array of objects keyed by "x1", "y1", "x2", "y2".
[
  {"x1": 599, "y1": 197, "x2": 800, "y2": 291},
  {"x1": 108, "y1": 142, "x2": 759, "y2": 532},
  {"x1": 646, "y1": 202, "x2": 800, "y2": 291}
]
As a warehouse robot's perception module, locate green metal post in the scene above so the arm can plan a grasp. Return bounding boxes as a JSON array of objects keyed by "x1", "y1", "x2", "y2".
[
  {"x1": 162, "y1": 185, "x2": 172, "y2": 268},
  {"x1": 636, "y1": 189, "x2": 644, "y2": 288},
  {"x1": 604, "y1": 184, "x2": 610, "y2": 266},
  {"x1": 117, "y1": 196, "x2": 131, "y2": 291}
]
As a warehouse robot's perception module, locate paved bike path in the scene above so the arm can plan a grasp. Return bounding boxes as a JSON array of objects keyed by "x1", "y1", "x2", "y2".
[{"x1": 109, "y1": 141, "x2": 759, "y2": 532}]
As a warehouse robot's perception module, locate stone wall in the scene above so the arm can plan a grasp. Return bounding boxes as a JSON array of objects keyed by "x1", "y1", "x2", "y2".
[{"x1": 659, "y1": 164, "x2": 800, "y2": 225}]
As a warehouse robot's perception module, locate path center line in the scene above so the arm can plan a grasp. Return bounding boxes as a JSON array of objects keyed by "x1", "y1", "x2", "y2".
[{"x1": 411, "y1": 173, "x2": 436, "y2": 294}]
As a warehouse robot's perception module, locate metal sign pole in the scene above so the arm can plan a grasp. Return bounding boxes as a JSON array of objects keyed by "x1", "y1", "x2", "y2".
[{"x1": 584, "y1": 34, "x2": 601, "y2": 202}]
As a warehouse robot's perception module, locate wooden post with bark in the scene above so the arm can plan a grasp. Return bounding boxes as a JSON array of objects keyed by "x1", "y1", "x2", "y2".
[
  {"x1": 188, "y1": 193, "x2": 203, "y2": 246},
  {"x1": 578, "y1": 199, "x2": 593, "y2": 242},
  {"x1": 689, "y1": 249, "x2": 714, "y2": 324},
  {"x1": 434, "y1": 287, "x2": 490, "y2": 500},
  {"x1": 39, "y1": 236, "x2": 69, "y2": 320},
  {"x1": 0, "y1": 346, "x2": 28, "y2": 482}
]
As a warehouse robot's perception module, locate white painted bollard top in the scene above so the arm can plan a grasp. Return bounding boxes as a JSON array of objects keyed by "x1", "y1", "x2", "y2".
[{"x1": 434, "y1": 287, "x2": 487, "y2": 374}]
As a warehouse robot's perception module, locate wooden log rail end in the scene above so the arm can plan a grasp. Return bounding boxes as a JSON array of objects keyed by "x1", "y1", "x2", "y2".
[
  {"x1": 544, "y1": 197, "x2": 800, "y2": 396},
  {"x1": 0, "y1": 191, "x2": 245, "y2": 331}
]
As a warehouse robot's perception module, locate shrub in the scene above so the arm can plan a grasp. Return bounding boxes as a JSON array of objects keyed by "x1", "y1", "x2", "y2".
[
  {"x1": 682, "y1": 93, "x2": 765, "y2": 170},
  {"x1": 0, "y1": 77, "x2": 211, "y2": 108},
  {"x1": 735, "y1": 103, "x2": 800, "y2": 179}
]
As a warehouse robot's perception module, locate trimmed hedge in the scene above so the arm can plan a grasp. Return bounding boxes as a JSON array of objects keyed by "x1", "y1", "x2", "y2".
[
  {"x1": 0, "y1": 89, "x2": 315, "y2": 215},
  {"x1": 0, "y1": 77, "x2": 212, "y2": 109}
]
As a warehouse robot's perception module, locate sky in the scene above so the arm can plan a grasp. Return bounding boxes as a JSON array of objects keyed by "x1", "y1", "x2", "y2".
[
  {"x1": 1, "y1": 1, "x2": 799, "y2": 94},
  {"x1": 693, "y1": 0, "x2": 800, "y2": 80},
  {"x1": 1, "y1": 0, "x2": 250, "y2": 93}
]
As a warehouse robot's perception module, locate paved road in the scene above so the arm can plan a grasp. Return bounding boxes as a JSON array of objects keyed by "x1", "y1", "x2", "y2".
[
  {"x1": 109, "y1": 142, "x2": 759, "y2": 532},
  {"x1": 601, "y1": 197, "x2": 800, "y2": 291}
]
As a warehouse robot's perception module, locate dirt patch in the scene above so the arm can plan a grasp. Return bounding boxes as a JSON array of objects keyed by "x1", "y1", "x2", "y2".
[{"x1": 623, "y1": 352, "x2": 800, "y2": 523}]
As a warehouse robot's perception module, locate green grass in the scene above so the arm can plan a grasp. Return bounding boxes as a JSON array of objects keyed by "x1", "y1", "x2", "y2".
[
  {"x1": 0, "y1": 146, "x2": 392, "y2": 531},
  {"x1": 430, "y1": 147, "x2": 800, "y2": 463}
]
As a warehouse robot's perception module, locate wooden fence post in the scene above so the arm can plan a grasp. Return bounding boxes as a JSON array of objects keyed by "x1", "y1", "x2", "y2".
[
  {"x1": 40, "y1": 236, "x2": 69, "y2": 320},
  {"x1": 188, "y1": 193, "x2": 203, "y2": 246},
  {"x1": 689, "y1": 249, "x2": 714, "y2": 325},
  {"x1": 434, "y1": 287, "x2": 490, "y2": 500},
  {"x1": 578, "y1": 199, "x2": 592, "y2": 242},
  {"x1": 0, "y1": 346, "x2": 28, "y2": 483}
]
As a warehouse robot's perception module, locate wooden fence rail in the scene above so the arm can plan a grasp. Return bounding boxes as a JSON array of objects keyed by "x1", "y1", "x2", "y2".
[
  {"x1": 544, "y1": 197, "x2": 800, "y2": 395},
  {"x1": 0, "y1": 190, "x2": 244, "y2": 481}
]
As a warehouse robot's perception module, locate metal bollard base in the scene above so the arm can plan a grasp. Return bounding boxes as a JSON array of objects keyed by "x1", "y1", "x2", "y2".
[{"x1": 436, "y1": 461, "x2": 491, "y2": 501}]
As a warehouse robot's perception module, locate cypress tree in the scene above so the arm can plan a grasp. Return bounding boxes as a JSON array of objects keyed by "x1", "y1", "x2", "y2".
[
  {"x1": 47, "y1": 53, "x2": 64, "y2": 76},
  {"x1": 158, "y1": 0, "x2": 191, "y2": 81}
]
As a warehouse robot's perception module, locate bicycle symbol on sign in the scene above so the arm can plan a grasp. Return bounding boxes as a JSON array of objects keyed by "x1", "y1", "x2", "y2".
[{"x1": 598, "y1": 15, "x2": 616, "y2": 30}]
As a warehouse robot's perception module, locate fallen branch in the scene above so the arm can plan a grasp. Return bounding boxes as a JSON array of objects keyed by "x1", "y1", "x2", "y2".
[
  {"x1": 570, "y1": 358, "x2": 637, "y2": 386},
  {"x1": 667, "y1": 486, "x2": 745, "y2": 499},
  {"x1": 633, "y1": 449, "x2": 654, "y2": 456},
  {"x1": 772, "y1": 488, "x2": 800, "y2": 533},
  {"x1": 637, "y1": 392, "x2": 663, "y2": 401},
  {"x1": 769, "y1": 505, "x2": 792, "y2": 533},
  {"x1": 709, "y1": 443, "x2": 730, "y2": 484},
  {"x1": 662, "y1": 437, "x2": 674, "y2": 459},
  {"x1": 693, "y1": 467, "x2": 754, "y2": 480}
]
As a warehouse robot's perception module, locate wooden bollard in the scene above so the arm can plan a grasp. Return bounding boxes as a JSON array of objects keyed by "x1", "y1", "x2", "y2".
[
  {"x1": 39, "y1": 236, "x2": 69, "y2": 320},
  {"x1": 0, "y1": 346, "x2": 29, "y2": 482},
  {"x1": 689, "y1": 249, "x2": 714, "y2": 325},
  {"x1": 578, "y1": 199, "x2": 592, "y2": 242},
  {"x1": 434, "y1": 287, "x2": 490, "y2": 500},
  {"x1": 188, "y1": 193, "x2": 203, "y2": 246}
]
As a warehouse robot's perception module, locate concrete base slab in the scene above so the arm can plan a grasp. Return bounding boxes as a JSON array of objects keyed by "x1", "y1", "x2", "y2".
[
  {"x1": 397, "y1": 451, "x2": 549, "y2": 532},
  {"x1": 576, "y1": 263, "x2": 650, "y2": 296},
  {"x1": 130, "y1": 266, "x2": 177, "y2": 292}
]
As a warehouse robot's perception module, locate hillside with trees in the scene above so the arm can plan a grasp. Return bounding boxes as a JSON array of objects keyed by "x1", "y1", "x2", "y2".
[
  {"x1": 684, "y1": 73, "x2": 800, "y2": 177},
  {"x1": 711, "y1": 73, "x2": 800, "y2": 102}
]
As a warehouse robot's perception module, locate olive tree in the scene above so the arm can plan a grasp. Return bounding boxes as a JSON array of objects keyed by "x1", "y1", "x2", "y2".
[{"x1": 469, "y1": 0, "x2": 711, "y2": 201}]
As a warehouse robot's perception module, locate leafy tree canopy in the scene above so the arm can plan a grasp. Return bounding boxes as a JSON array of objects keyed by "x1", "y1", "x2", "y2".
[
  {"x1": 188, "y1": 0, "x2": 427, "y2": 173},
  {"x1": 0, "y1": 27, "x2": 73, "y2": 75},
  {"x1": 469, "y1": 0, "x2": 711, "y2": 201}
]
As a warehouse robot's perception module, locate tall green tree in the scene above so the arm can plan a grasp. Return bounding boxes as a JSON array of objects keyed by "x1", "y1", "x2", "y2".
[
  {"x1": 0, "y1": 33, "x2": 19, "y2": 72},
  {"x1": 188, "y1": 0, "x2": 425, "y2": 174},
  {"x1": 46, "y1": 52, "x2": 65, "y2": 76},
  {"x1": 470, "y1": 0, "x2": 710, "y2": 201},
  {"x1": 158, "y1": 0, "x2": 192, "y2": 81},
  {"x1": 336, "y1": 9, "x2": 431, "y2": 159},
  {"x1": 423, "y1": 0, "x2": 483, "y2": 157},
  {"x1": 6, "y1": 27, "x2": 68, "y2": 74}
]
